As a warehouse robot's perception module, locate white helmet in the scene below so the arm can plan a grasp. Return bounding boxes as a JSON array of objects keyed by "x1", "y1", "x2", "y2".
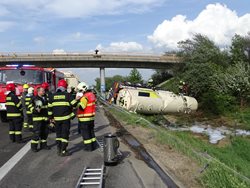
[
  {"x1": 28, "y1": 87, "x2": 34, "y2": 94},
  {"x1": 35, "y1": 100, "x2": 43, "y2": 108},
  {"x1": 77, "y1": 82, "x2": 89, "y2": 92}
]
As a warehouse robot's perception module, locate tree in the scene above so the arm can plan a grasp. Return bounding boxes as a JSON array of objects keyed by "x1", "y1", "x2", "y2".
[
  {"x1": 214, "y1": 62, "x2": 250, "y2": 107},
  {"x1": 151, "y1": 69, "x2": 173, "y2": 85},
  {"x1": 127, "y1": 68, "x2": 142, "y2": 84},
  {"x1": 231, "y1": 33, "x2": 250, "y2": 64},
  {"x1": 181, "y1": 62, "x2": 221, "y2": 99},
  {"x1": 177, "y1": 34, "x2": 229, "y2": 66},
  {"x1": 95, "y1": 75, "x2": 127, "y2": 92}
]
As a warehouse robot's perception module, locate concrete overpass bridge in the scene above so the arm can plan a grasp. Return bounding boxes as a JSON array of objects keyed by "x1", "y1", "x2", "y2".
[{"x1": 0, "y1": 52, "x2": 182, "y2": 96}]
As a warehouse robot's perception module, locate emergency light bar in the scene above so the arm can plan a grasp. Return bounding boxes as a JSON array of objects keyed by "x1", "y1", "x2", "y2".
[{"x1": 6, "y1": 64, "x2": 35, "y2": 67}]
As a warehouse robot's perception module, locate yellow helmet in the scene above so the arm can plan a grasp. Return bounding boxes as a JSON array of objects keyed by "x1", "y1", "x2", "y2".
[{"x1": 23, "y1": 84, "x2": 29, "y2": 89}]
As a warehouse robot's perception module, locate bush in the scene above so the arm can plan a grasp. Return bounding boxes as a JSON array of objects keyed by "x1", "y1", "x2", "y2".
[{"x1": 201, "y1": 91, "x2": 237, "y2": 115}]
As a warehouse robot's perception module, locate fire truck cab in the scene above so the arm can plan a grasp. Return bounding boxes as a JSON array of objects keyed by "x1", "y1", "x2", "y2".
[{"x1": 0, "y1": 65, "x2": 64, "y2": 122}]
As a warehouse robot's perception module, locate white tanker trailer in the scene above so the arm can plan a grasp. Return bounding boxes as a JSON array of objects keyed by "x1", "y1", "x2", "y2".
[{"x1": 116, "y1": 88, "x2": 198, "y2": 114}]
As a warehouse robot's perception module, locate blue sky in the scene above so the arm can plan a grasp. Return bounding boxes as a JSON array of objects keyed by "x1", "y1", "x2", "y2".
[{"x1": 0, "y1": 0, "x2": 249, "y2": 85}]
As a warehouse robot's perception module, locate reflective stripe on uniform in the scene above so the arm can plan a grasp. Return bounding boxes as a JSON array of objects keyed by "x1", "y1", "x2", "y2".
[
  {"x1": 26, "y1": 111, "x2": 32, "y2": 114},
  {"x1": 83, "y1": 139, "x2": 92, "y2": 144},
  {"x1": 41, "y1": 105, "x2": 48, "y2": 109},
  {"x1": 15, "y1": 131, "x2": 22, "y2": 135},
  {"x1": 87, "y1": 102, "x2": 95, "y2": 106},
  {"x1": 48, "y1": 103, "x2": 52, "y2": 108},
  {"x1": 70, "y1": 99, "x2": 77, "y2": 105},
  {"x1": 6, "y1": 102, "x2": 15, "y2": 106},
  {"x1": 48, "y1": 111, "x2": 53, "y2": 115},
  {"x1": 9, "y1": 131, "x2": 15, "y2": 135},
  {"x1": 78, "y1": 113, "x2": 95, "y2": 117},
  {"x1": 41, "y1": 140, "x2": 47, "y2": 143},
  {"x1": 52, "y1": 102, "x2": 70, "y2": 106},
  {"x1": 91, "y1": 137, "x2": 96, "y2": 142},
  {"x1": 25, "y1": 102, "x2": 30, "y2": 105},
  {"x1": 16, "y1": 101, "x2": 22, "y2": 108},
  {"x1": 6, "y1": 97, "x2": 11, "y2": 100},
  {"x1": 31, "y1": 140, "x2": 39, "y2": 144},
  {"x1": 29, "y1": 125, "x2": 33, "y2": 128},
  {"x1": 56, "y1": 138, "x2": 62, "y2": 141},
  {"x1": 53, "y1": 95, "x2": 66, "y2": 100},
  {"x1": 78, "y1": 117, "x2": 94, "y2": 122},
  {"x1": 54, "y1": 114, "x2": 72, "y2": 121},
  {"x1": 33, "y1": 117, "x2": 48, "y2": 121},
  {"x1": 7, "y1": 113, "x2": 21, "y2": 117},
  {"x1": 61, "y1": 138, "x2": 68, "y2": 143}
]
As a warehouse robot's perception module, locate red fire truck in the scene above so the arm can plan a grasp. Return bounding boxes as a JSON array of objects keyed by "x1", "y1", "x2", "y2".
[{"x1": 0, "y1": 65, "x2": 64, "y2": 122}]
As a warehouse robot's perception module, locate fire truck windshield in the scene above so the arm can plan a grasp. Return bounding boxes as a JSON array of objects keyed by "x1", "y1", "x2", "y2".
[{"x1": 0, "y1": 69, "x2": 43, "y2": 84}]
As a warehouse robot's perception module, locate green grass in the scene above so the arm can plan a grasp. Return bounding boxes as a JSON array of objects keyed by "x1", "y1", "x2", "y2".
[
  {"x1": 106, "y1": 106, "x2": 250, "y2": 188},
  {"x1": 228, "y1": 108, "x2": 250, "y2": 130}
]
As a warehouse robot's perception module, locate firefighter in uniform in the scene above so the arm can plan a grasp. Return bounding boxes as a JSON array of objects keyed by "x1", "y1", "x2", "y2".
[
  {"x1": 76, "y1": 82, "x2": 98, "y2": 151},
  {"x1": 48, "y1": 79, "x2": 79, "y2": 156},
  {"x1": 21, "y1": 84, "x2": 29, "y2": 129},
  {"x1": 5, "y1": 83, "x2": 23, "y2": 143},
  {"x1": 42, "y1": 82, "x2": 52, "y2": 99},
  {"x1": 29, "y1": 87, "x2": 50, "y2": 152},
  {"x1": 25, "y1": 87, "x2": 34, "y2": 131}
]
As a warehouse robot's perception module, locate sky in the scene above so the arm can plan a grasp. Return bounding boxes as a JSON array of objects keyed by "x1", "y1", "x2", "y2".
[{"x1": 0, "y1": 0, "x2": 249, "y2": 85}]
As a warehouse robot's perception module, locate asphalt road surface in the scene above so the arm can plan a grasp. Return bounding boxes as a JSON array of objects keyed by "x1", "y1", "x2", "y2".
[{"x1": 0, "y1": 106, "x2": 166, "y2": 188}]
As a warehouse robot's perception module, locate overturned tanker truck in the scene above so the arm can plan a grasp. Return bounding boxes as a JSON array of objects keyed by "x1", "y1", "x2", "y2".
[{"x1": 108, "y1": 82, "x2": 198, "y2": 114}]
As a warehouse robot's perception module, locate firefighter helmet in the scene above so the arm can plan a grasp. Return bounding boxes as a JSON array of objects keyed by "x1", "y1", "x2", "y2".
[
  {"x1": 57, "y1": 79, "x2": 68, "y2": 88},
  {"x1": 23, "y1": 84, "x2": 29, "y2": 89},
  {"x1": 6, "y1": 83, "x2": 16, "y2": 91},
  {"x1": 41, "y1": 82, "x2": 49, "y2": 90},
  {"x1": 28, "y1": 87, "x2": 34, "y2": 94},
  {"x1": 77, "y1": 82, "x2": 89, "y2": 92}
]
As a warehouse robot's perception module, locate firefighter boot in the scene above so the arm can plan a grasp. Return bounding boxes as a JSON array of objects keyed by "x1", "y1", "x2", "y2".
[
  {"x1": 57, "y1": 141, "x2": 62, "y2": 156},
  {"x1": 61, "y1": 150, "x2": 71, "y2": 157},
  {"x1": 31, "y1": 143, "x2": 38, "y2": 152},
  {"x1": 60, "y1": 142, "x2": 71, "y2": 157},
  {"x1": 40, "y1": 141, "x2": 51, "y2": 150}
]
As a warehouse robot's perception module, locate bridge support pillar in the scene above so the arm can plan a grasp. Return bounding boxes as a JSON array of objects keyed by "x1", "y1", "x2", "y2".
[{"x1": 100, "y1": 67, "x2": 106, "y2": 98}]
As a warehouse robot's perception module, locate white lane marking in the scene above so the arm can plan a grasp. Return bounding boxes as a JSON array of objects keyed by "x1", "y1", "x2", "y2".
[{"x1": 0, "y1": 141, "x2": 31, "y2": 182}]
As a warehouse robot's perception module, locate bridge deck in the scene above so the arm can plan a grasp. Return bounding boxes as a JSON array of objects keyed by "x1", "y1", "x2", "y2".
[{"x1": 0, "y1": 53, "x2": 181, "y2": 68}]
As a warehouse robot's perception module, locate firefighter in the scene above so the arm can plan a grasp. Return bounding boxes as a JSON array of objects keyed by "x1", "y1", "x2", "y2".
[
  {"x1": 42, "y1": 82, "x2": 52, "y2": 99},
  {"x1": 48, "y1": 79, "x2": 79, "y2": 156},
  {"x1": 21, "y1": 83, "x2": 29, "y2": 129},
  {"x1": 25, "y1": 87, "x2": 34, "y2": 131},
  {"x1": 76, "y1": 82, "x2": 98, "y2": 151},
  {"x1": 5, "y1": 83, "x2": 23, "y2": 143},
  {"x1": 29, "y1": 87, "x2": 50, "y2": 152}
]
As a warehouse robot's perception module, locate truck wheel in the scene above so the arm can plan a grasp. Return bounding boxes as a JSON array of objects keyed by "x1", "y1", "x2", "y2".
[{"x1": 0, "y1": 111, "x2": 8, "y2": 122}]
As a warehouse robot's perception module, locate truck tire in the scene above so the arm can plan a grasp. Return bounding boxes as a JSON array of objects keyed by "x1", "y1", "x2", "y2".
[{"x1": 0, "y1": 111, "x2": 8, "y2": 122}]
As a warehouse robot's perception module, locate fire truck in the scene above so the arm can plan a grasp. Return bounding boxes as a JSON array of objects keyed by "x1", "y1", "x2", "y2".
[{"x1": 0, "y1": 65, "x2": 64, "y2": 122}]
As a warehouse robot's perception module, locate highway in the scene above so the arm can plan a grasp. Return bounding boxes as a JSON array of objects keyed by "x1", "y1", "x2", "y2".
[{"x1": 0, "y1": 106, "x2": 167, "y2": 188}]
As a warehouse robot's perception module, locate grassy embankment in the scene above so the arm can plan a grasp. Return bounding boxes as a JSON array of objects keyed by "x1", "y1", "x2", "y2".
[{"x1": 105, "y1": 105, "x2": 250, "y2": 188}]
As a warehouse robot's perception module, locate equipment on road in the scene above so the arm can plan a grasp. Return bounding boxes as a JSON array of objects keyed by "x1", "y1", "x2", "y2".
[
  {"x1": 75, "y1": 165, "x2": 104, "y2": 188},
  {"x1": 103, "y1": 134, "x2": 120, "y2": 165}
]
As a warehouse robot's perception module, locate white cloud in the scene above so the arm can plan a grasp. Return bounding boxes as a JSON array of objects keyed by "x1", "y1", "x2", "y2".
[
  {"x1": 148, "y1": 3, "x2": 250, "y2": 50},
  {"x1": 96, "y1": 42, "x2": 144, "y2": 52},
  {"x1": 52, "y1": 49, "x2": 66, "y2": 54},
  {"x1": 0, "y1": 0, "x2": 165, "y2": 18}
]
